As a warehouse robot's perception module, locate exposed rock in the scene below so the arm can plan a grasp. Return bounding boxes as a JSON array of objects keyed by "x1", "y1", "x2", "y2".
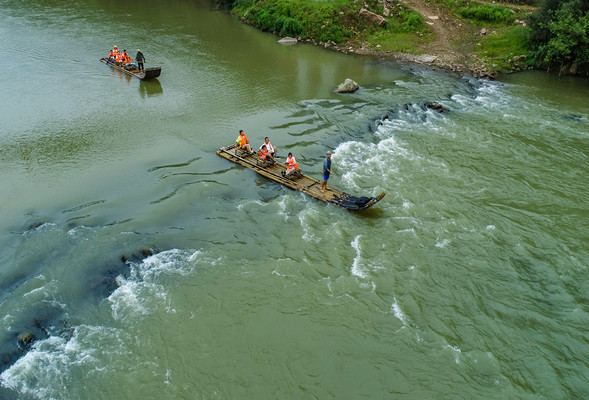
[
  {"x1": 424, "y1": 102, "x2": 450, "y2": 113},
  {"x1": 17, "y1": 332, "x2": 34, "y2": 348},
  {"x1": 141, "y1": 248, "x2": 155, "y2": 258},
  {"x1": 428, "y1": 15, "x2": 439, "y2": 20},
  {"x1": 28, "y1": 222, "x2": 46, "y2": 230},
  {"x1": 383, "y1": 6, "x2": 391, "y2": 17},
  {"x1": 336, "y1": 78, "x2": 359, "y2": 93},
  {"x1": 359, "y1": 9, "x2": 387, "y2": 26},
  {"x1": 417, "y1": 55, "x2": 438, "y2": 63},
  {"x1": 480, "y1": 28, "x2": 487, "y2": 35},
  {"x1": 512, "y1": 55, "x2": 526, "y2": 62},
  {"x1": 278, "y1": 37, "x2": 298, "y2": 45}
]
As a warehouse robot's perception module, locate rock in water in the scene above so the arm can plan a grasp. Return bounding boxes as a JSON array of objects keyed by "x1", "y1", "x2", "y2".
[
  {"x1": 17, "y1": 332, "x2": 34, "y2": 347},
  {"x1": 278, "y1": 37, "x2": 298, "y2": 45},
  {"x1": 336, "y1": 78, "x2": 359, "y2": 93}
]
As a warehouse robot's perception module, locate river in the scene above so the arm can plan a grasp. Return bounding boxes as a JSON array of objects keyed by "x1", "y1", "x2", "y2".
[{"x1": 1, "y1": 0, "x2": 588, "y2": 399}]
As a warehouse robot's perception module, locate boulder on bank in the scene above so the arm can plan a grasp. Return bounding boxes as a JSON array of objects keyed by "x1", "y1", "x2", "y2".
[
  {"x1": 278, "y1": 37, "x2": 298, "y2": 45},
  {"x1": 336, "y1": 78, "x2": 359, "y2": 93},
  {"x1": 359, "y1": 9, "x2": 387, "y2": 27}
]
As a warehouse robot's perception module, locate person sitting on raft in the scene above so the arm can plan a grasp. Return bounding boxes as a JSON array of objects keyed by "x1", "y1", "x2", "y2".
[
  {"x1": 282, "y1": 152, "x2": 299, "y2": 177},
  {"x1": 259, "y1": 144, "x2": 275, "y2": 164},
  {"x1": 107, "y1": 45, "x2": 119, "y2": 63},
  {"x1": 235, "y1": 130, "x2": 253, "y2": 154},
  {"x1": 115, "y1": 51, "x2": 124, "y2": 65},
  {"x1": 121, "y1": 50, "x2": 134, "y2": 69},
  {"x1": 259, "y1": 137, "x2": 277, "y2": 158}
]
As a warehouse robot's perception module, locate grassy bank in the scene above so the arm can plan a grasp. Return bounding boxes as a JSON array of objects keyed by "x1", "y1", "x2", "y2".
[
  {"x1": 228, "y1": 0, "x2": 538, "y2": 74},
  {"x1": 230, "y1": 0, "x2": 431, "y2": 53}
]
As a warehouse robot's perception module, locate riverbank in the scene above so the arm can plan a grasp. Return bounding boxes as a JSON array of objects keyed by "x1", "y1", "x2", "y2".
[{"x1": 230, "y1": 0, "x2": 535, "y2": 78}]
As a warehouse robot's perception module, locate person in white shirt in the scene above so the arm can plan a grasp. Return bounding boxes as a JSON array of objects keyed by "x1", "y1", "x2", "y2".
[{"x1": 259, "y1": 137, "x2": 277, "y2": 158}]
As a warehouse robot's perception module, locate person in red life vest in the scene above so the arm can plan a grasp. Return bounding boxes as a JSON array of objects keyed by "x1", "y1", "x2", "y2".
[
  {"x1": 259, "y1": 144, "x2": 275, "y2": 164},
  {"x1": 282, "y1": 152, "x2": 299, "y2": 177},
  {"x1": 259, "y1": 137, "x2": 277, "y2": 158},
  {"x1": 235, "y1": 130, "x2": 253, "y2": 154}
]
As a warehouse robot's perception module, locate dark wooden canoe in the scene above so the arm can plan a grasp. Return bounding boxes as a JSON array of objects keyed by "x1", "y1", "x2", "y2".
[
  {"x1": 100, "y1": 58, "x2": 161, "y2": 80},
  {"x1": 217, "y1": 143, "x2": 385, "y2": 211}
]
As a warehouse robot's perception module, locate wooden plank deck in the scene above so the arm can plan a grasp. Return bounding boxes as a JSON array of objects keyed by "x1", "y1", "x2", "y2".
[
  {"x1": 216, "y1": 144, "x2": 385, "y2": 211},
  {"x1": 100, "y1": 58, "x2": 161, "y2": 80}
]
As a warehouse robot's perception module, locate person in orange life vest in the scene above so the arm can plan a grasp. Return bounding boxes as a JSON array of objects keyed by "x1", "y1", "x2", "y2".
[
  {"x1": 122, "y1": 50, "x2": 131, "y2": 63},
  {"x1": 259, "y1": 137, "x2": 277, "y2": 158},
  {"x1": 283, "y1": 152, "x2": 299, "y2": 177},
  {"x1": 235, "y1": 130, "x2": 253, "y2": 154},
  {"x1": 108, "y1": 45, "x2": 119, "y2": 63},
  {"x1": 122, "y1": 50, "x2": 134, "y2": 69},
  {"x1": 259, "y1": 144, "x2": 275, "y2": 164},
  {"x1": 115, "y1": 51, "x2": 124, "y2": 65}
]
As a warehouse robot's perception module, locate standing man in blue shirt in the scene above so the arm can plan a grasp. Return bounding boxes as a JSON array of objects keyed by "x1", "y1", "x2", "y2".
[{"x1": 321, "y1": 151, "x2": 333, "y2": 193}]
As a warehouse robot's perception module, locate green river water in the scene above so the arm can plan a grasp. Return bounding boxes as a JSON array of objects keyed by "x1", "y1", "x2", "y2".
[{"x1": 1, "y1": 0, "x2": 588, "y2": 399}]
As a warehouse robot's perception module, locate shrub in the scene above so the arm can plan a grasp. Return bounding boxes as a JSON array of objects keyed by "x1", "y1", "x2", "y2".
[
  {"x1": 458, "y1": 5, "x2": 516, "y2": 24},
  {"x1": 280, "y1": 18, "x2": 303, "y2": 36},
  {"x1": 401, "y1": 10, "x2": 425, "y2": 32}
]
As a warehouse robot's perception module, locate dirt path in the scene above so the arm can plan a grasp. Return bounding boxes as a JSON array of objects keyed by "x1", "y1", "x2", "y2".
[
  {"x1": 398, "y1": 0, "x2": 478, "y2": 72},
  {"x1": 345, "y1": 0, "x2": 488, "y2": 75}
]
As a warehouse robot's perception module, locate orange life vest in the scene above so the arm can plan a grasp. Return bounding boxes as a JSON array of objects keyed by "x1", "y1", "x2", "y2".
[
  {"x1": 239, "y1": 133, "x2": 248, "y2": 146},
  {"x1": 108, "y1": 50, "x2": 115, "y2": 58},
  {"x1": 286, "y1": 156, "x2": 298, "y2": 170},
  {"x1": 260, "y1": 148, "x2": 268, "y2": 159},
  {"x1": 113, "y1": 48, "x2": 119, "y2": 55},
  {"x1": 115, "y1": 53, "x2": 123, "y2": 62},
  {"x1": 123, "y1": 54, "x2": 131, "y2": 63}
]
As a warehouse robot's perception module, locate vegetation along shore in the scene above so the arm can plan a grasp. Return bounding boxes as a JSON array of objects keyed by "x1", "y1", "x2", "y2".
[{"x1": 224, "y1": 0, "x2": 589, "y2": 78}]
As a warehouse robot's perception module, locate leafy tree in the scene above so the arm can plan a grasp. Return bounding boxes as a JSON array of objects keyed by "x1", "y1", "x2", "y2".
[{"x1": 529, "y1": 0, "x2": 589, "y2": 71}]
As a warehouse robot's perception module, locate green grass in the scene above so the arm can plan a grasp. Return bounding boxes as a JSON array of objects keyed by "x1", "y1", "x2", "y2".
[
  {"x1": 458, "y1": 5, "x2": 516, "y2": 25},
  {"x1": 363, "y1": 31, "x2": 430, "y2": 53},
  {"x1": 231, "y1": 0, "x2": 428, "y2": 45},
  {"x1": 476, "y1": 25, "x2": 532, "y2": 70}
]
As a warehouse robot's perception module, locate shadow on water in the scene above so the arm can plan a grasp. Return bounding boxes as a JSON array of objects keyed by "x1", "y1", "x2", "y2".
[{"x1": 139, "y1": 79, "x2": 163, "y2": 98}]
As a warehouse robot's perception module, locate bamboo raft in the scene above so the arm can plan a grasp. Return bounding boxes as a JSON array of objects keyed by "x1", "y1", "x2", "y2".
[
  {"x1": 100, "y1": 58, "x2": 161, "y2": 80},
  {"x1": 217, "y1": 144, "x2": 385, "y2": 211}
]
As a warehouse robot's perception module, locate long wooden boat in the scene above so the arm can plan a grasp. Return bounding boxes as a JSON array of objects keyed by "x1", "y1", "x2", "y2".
[
  {"x1": 217, "y1": 143, "x2": 385, "y2": 211},
  {"x1": 100, "y1": 58, "x2": 161, "y2": 80}
]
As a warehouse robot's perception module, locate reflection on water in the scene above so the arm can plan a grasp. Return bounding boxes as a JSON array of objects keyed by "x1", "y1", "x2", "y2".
[{"x1": 139, "y1": 79, "x2": 163, "y2": 97}]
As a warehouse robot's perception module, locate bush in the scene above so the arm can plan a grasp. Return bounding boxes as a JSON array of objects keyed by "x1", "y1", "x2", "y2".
[
  {"x1": 458, "y1": 5, "x2": 516, "y2": 24},
  {"x1": 280, "y1": 18, "x2": 303, "y2": 37},
  {"x1": 401, "y1": 10, "x2": 425, "y2": 32}
]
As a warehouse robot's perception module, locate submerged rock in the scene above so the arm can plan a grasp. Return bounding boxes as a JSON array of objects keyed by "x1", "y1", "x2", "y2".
[
  {"x1": 336, "y1": 78, "x2": 359, "y2": 93},
  {"x1": 278, "y1": 37, "x2": 298, "y2": 45}
]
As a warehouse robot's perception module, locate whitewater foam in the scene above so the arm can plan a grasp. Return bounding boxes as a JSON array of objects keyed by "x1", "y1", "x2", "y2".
[{"x1": 351, "y1": 235, "x2": 366, "y2": 278}]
